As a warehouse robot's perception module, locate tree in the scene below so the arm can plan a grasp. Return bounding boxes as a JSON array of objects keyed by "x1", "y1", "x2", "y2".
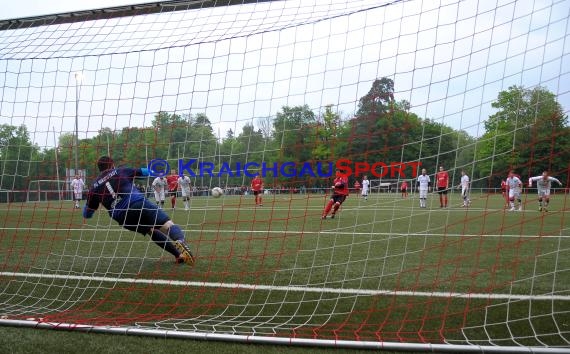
[
  {"x1": 356, "y1": 77, "x2": 395, "y2": 117},
  {"x1": 0, "y1": 124, "x2": 40, "y2": 192},
  {"x1": 256, "y1": 116, "x2": 273, "y2": 140},
  {"x1": 476, "y1": 86, "x2": 568, "y2": 185},
  {"x1": 152, "y1": 111, "x2": 191, "y2": 160},
  {"x1": 311, "y1": 105, "x2": 344, "y2": 161},
  {"x1": 273, "y1": 105, "x2": 316, "y2": 162},
  {"x1": 187, "y1": 113, "x2": 217, "y2": 161}
]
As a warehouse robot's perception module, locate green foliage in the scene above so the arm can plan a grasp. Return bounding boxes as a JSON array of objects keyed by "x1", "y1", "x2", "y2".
[
  {"x1": 0, "y1": 124, "x2": 40, "y2": 190},
  {"x1": 311, "y1": 105, "x2": 343, "y2": 161},
  {"x1": 476, "y1": 85, "x2": 568, "y2": 185},
  {"x1": 3, "y1": 79, "x2": 567, "y2": 193},
  {"x1": 273, "y1": 105, "x2": 316, "y2": 162},
  {"x1": 356, "y1": 77, "x2": 395, "y2": 117}
]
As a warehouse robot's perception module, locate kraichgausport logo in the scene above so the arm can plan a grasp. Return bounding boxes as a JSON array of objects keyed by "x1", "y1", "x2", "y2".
[{"x1": 148, "y1": 159, "x2": 422, "y2": 179}]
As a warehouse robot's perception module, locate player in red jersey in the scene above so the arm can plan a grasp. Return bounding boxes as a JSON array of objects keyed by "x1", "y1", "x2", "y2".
[
  {"x1": 166, "y1": 169, "x2": 179, "y2": 209},
  {"x1": 251, "y1": 174, "x2": 264, "y2": 206},
  {"x1": 436, "y1": 166, "x2": 449, "y2": 208},
  {"x1": 400, "y1": 180, "x2": 408, "y2": 198},
  {"x1": 501, "y1": 179, "x2": 508, "y2": 208},
  {"x1": 322, "y1": 171, "x2": 349, "y2": 219},
  {"x1": 353, "y1": 180, "x2": 361, "y2": 194}
]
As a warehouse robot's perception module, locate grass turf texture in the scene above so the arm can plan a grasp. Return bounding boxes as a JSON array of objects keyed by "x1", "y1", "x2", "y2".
[
  {"x1": 1, "y1": 190, "x2": 569, "y2": 349},
  {"x1": 0, "y1": 326, "x2": 390, "y2": 354}
]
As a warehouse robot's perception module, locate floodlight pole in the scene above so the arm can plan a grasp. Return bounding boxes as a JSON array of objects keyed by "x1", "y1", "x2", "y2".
[{"x1": 74, "y1": 72, "x2": 81, "y2": 176}]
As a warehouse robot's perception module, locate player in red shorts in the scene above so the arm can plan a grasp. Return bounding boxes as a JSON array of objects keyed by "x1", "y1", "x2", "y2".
[
  {"x1": 436, "y1": 166, "x2": 449, "y2": 208},
  {"x1": 322, "y1": 171, "x2": 349, "y2": 219},
  {"x1": 500, "y1": 179, "x2": 508, "y2": 208},
  {"x1": 353, "y1": 180, "x2": 361, "y2": 194},
  {"x1": 166, "y1": 169, "x2": 179, "y2": 209},
  {"x1": 251, "y1": 174, "x2": 264, "y2": 206},
  {"x1": 400, "y1": 180, "x2": 408, "y2": 198}
]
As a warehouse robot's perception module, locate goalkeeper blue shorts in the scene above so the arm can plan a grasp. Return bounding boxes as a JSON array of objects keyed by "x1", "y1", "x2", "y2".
[{"x1": 112, "y1": 199, "x2": 170, "y2": 235}]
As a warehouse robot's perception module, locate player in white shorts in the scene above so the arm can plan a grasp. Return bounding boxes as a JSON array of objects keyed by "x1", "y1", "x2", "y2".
[
  {"x1": 70, "y1": 174, "x2": 85, "y2": 209},
  {"x1": 152, "y1": 176, "x2": 167, "y2": 208},
  {"x1": 177, "y1": 174, "x2": 192, "y2": 211},
  {"x1": 457, "y1": 170, "x2": 471, "y2": 207},
  {"x1": 416, "y1": 169, "x2": 431, "y2": 208},
  {"x1": 361, "y1": 175, "x2": 370, "y2": 200},
  {"x1": 506, "y1": 170, "x2": 523, "y2": 211},
  {"x1": 528, "y1": 171, "x2": 563, "y2": 212}
]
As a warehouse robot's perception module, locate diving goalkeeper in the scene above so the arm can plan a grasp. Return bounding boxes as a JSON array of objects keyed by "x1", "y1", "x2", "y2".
[{"x1": 82, "y1": 156, "x2": 195, "y2": 265}]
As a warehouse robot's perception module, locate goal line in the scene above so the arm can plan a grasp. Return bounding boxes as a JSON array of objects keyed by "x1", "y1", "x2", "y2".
[{"x1": 2, "y1": 271, "x2": 568, "y2": 301}]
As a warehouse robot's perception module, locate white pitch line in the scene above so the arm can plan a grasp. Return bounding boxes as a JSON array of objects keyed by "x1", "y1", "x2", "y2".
[
  {"x1": 2, "y1": 227, "x2": 568, "y2": 238},
  {"x1": 2, "y1": 272, "x2": 569, "y2": 301},
  {"x1": 0, "y1": 206, "x2": 560, "y2": 213}
]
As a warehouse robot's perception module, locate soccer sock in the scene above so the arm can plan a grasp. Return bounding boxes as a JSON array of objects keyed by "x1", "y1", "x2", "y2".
[
  {"x1": 538, "y1": 198, "x2": 542, "y2": 207},
  {"x1": 510, "y1": 201, "x2": 514, "y2": 208},
  {"x1": 184, "y1": 201, "x2": 189, "y2": 209},
  {"x1": 323, "y1": 200, "x2": 334, "y2": 215},
  {"x1": 167, "y1": 224, "x2": 186, "y2": 242},
  {"x1": 258, "y1": 196, "x2": 262, "y2": 205},
  {"x1": 444, "y1": 195, "x2": 448, "y2": 206},
  {"x1": 151, "y1": 229, "x2": 179, "y2": 257},
  {"x1": 171, "y1": 196, "x2": 176, "y2": 208}
]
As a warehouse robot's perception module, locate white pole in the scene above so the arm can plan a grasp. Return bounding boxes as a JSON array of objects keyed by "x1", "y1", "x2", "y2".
[
  {"x1": 1, "y1": 319, "x2": 568, "y2": 354},
  {"x1": 74, "y1": 72, "x2": 81, "y2": 176},
  {"x1": 53, "y1": 126, "x2": 61, "y2": 201}
]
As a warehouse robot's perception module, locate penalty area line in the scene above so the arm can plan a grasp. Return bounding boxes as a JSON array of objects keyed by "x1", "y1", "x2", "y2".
[
  {"x1": 2, "y1": 227, "x2": 569, "y2": 238},
  {"x1": 1, "y1": 272, "x2": 569, "y2": 301}
]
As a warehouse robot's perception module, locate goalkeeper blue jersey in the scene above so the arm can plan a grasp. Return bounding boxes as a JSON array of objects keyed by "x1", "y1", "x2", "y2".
[{"x1": 86, "y1": 167, "x2": 146, "y2": 216}]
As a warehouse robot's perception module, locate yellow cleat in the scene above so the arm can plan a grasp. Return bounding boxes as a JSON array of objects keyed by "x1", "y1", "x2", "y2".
[{"x1": 174, "y1": 240, "x2": 195, "y2": 266}]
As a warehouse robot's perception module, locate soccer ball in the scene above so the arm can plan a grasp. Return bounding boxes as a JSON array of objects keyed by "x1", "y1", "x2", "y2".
[{"x1": 211, "y1": 187, "x2": 223, "y2": 198}]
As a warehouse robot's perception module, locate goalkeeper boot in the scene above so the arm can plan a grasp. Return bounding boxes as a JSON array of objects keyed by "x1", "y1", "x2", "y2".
[{"x1": 174, "y1": 241, "x2": 195, "y2": 266}]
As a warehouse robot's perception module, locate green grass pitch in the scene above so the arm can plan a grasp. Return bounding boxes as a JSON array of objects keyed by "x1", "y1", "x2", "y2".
[{"x1": 1, "y1": 190, "x2": 569, "y2": 351}]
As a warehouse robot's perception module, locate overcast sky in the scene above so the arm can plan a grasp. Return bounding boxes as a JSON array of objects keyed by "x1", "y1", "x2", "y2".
[{"x1": 0, "y1": 0, "x2": 569, "y2": 150}]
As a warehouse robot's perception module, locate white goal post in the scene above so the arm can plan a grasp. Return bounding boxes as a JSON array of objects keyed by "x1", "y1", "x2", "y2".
[{"x1": 0, "y1": 0, "x2": 569, "y2": 353}]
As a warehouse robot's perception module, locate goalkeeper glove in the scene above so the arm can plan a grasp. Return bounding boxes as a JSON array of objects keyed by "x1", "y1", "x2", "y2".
[
  {"x1": 83, "y1": 206, "x2": 95, "y2": 219},
  {"x1": 140, "y1": 168, "x2": 150, "y2": 176}
]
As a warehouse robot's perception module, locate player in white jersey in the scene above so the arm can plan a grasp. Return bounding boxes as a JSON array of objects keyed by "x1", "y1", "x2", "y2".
[
  {"x1": 506, "y1": 170, "x2": 523, "y2": 211},
  {"x1": 457, "y1": 170, "x2": 471, "y2": 207},
  {"x1": 70, "y1": 174, "x2": 85, "y2": 209},
  {"x1": 152, "y1": 176, "x2": 167, "y2": 208},
  {"x1": 177, "y1": 174, "x2": 192, "y2": 210},
  {"x1": 528, "y1": 171, "x2": 563, "y2": 212},
  {"x1": 361, "y1": 175, "x2": 370, "y2": 200},
  {"x1": 416, "y1": 169, "x2": 431, "y2": 208}
]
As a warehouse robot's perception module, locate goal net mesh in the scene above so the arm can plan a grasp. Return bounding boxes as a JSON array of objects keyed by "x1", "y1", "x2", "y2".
[{"x1": 1, "y1": 0, "x2": 569, "y2": 351}]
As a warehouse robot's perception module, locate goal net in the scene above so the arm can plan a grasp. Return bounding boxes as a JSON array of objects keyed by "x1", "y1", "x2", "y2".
[
  {"x1": 26, "y1": 180, "x2": 69, "y2": 202},
  {"x1": 1, "y1": 0, "x2": 569, "y2": 352}
]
